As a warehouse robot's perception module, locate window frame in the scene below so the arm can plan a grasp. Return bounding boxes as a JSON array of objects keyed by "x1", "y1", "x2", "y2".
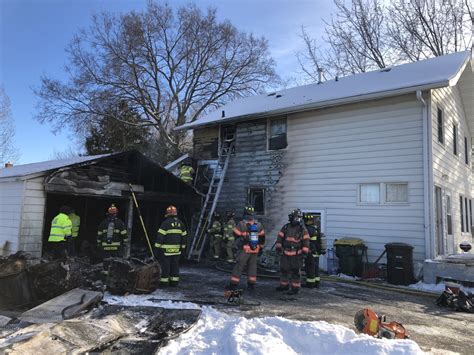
[
  {"x1": 446, "y1": 193, "x2": 453, "y2": 237},
  {"x1": 437, "y1": 107, "x2": 444, "y2": 145},
  {"x1": 453, "y1": 123, "x2": 459, "y2": 156},
  {"x1": 460, "y1": 195, "x2": 465, "y2": 233},
  {"x1": 267, "y1": 117, "x2": 288, "y2": 151},
  {"x1": 385, "y1": 183, "x2": 409, "y2": 204},
  {"x1": 358, "y1": 183, "x2": 381, "y2": 204},
  {"x1": 247, "y1": 187, "x2": 266, "y2": 215},
  {"x1": 464, "y1": 136, "x2": 469, "y2": 165},
  {"x1": 358, "y1": 182, "x2": 409, "y2": 205}
]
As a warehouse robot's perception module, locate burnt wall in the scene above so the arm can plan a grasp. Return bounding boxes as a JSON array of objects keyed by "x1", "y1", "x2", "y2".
[{"x1": 193, "y1": 126, "x2": 219, "y2": 160}]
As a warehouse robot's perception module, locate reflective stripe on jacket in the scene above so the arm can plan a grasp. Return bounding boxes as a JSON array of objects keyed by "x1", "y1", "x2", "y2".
[
  {"x1": 223, "y1": 218, "x2": 236, "y2": 241},
  {"x1": 69, "y1": 213, "x2": 80, "y2": 238},
  {"x1": 209, "y1": 220, "x2": 223, "y2": 237},
  {"x1": 276, "y1": 223, "x2": 310, "y2": 256},
  {"x1": 155, "y1": 217, "x2": 188, "y2": 256},
  {"x1": 233, "y1": 219, "x2": 265, "y2": 253},
  {"x1": 97, "y1": 217, "x2": 128, "y2": 250},
  {"x1": 179, "y1": 165, "x2": 194, "y2": 182},
  {"x1": 48, "y1": 213, "x2": 72, "y2": 242}
]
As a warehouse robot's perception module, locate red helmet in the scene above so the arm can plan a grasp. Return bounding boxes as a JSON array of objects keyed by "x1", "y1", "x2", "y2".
[
  {"x1": 108, "y1": 204, "x2": 118, "y2": 215},
  {"x1": 166, "y1": 205, "x2": 178, "y2": 216}
]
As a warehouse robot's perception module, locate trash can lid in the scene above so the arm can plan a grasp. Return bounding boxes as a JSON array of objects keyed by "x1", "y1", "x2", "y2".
[
  {"x1": 385, "y1": 242, "x2": 413, "y2": 249},
  {"x1": 334, "y1": 238, "x2": 365, "y2": 246}
]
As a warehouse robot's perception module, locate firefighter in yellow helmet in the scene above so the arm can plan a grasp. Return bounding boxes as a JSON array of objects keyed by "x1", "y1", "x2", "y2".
[
  {"x1": 97, "y1": 204, "x2": 128, "y2": 258},
  {"x1": 226, "y1": 205, "x2": 265, "y2": 292},
  {"x1": 48, "y1": 205, "x2": 73, "y2": 259},
  {"x1": 303, "y1": 213, "x2": 327, "y2": 288},
  {"x1": 155, "y1": 205, "x2": 188, "y2": 286}
]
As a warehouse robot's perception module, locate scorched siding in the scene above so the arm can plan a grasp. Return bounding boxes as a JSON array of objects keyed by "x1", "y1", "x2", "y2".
[
  {"x1": 266, "y1": 95, "x2": 426, "y2": 263},
  {"x1": 0, "y1": 180, "x2": 25, "y2": 255}
]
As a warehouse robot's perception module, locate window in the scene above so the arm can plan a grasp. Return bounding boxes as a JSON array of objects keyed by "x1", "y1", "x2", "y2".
[
  {"x1": 465, "y1": 137, "x2": 469, "y2": 165},
  {"x1": 470, "y1": 199, "x2": 473, "y2": 232},
  {"x1": 460, "y1": 195, "x2": 465, "y2": 232},
  {"x1": 446, "y1": 194, "x2": 452, "y2": 236},
  {"x1": 268, "y1": 117, "x2": 287, "y2": 150},
  {"x1": 248, "y1": 188, "x2": 265, "y2": 214},
  {"x1": 453, "y1": 124, "x2": 458, "y2": 156},
  {"x1": 465, "y1": 197, "x2": 470, "y2": 233},
  {"x1": 437, "y1": 108, "x2": 444, "y2": 144},
  {"x1": 360, "y1": 184, "x2": 380, "y2": 204},
  {"x1": 386, "y1": 183, "x2": 408, "y2": 203}
]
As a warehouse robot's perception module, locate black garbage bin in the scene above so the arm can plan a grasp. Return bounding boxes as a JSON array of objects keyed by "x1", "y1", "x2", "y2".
[
  {"x1": 385, "y1": 242, "x2": 414, "y2": 285},
  {"x1": 334, "y1": 238, "x2": 366, "y2": 277}
]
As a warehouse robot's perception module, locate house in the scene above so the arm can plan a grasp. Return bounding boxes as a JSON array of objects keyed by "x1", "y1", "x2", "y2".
[
  {"x1": 0, "y1": 151, "x2": 199, "y2": 258},
  {"x1": 178, "y1": 51, "x2": 474, "y2": 273}
]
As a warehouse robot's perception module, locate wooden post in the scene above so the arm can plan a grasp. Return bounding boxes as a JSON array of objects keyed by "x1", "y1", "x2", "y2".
[{"x1": 126, "y1": 197, "x2": 134, "y2": 258}]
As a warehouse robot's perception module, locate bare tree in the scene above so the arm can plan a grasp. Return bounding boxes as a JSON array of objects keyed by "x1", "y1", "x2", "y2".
[
  {"x1": 35, "y1": 2, "x2": 278, "y2": 162},
  {"x1": 298, "y1": 0, "x2": 472, "y2": 82},
  {"x1": 0, "y1": 86, "x2": 19, "y2": 164}
]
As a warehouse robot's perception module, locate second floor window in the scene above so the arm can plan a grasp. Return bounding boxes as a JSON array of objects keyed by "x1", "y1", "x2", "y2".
[{"x1": 268, "y1": 117, "x2": 287, "y2": 150}]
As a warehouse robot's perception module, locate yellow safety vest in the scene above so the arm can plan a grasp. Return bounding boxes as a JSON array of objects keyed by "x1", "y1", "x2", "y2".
[
  {"x1": 69, "y1": 213, "x2": 80, "y2": 238},
  {"x1": 48, "y1": 213, "x2": 72, "y2": 242},
  {"x1": 179, "y1": 165, "x2": 194, "y2": 183}
]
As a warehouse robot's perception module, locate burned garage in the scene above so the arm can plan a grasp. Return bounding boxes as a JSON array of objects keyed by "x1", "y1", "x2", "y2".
[{"x1": 0, "y1": 151, "x2": 200, "y2": 259}]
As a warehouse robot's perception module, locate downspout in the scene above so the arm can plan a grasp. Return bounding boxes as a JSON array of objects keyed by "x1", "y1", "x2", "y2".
[{"x1": 417, "y1": 90, "x2": 433, "y2": 261}]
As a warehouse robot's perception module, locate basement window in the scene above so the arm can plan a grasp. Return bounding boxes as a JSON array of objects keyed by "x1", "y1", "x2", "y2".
[
  {"x1": 248, "y1": 188, "x2": 265, "y2": 215},
  {"x1": 268, "y1": 117, "x2": 287, "y2": 150}
]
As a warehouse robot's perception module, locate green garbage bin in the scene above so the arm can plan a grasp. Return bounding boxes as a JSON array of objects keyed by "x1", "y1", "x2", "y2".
[{"x1": 334, "y1": 238, "x2": 367, "y2": 277}]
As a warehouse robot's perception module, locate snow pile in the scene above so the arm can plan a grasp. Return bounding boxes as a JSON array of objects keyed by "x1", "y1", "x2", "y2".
[
  {"x1": 160, "y1": 307, "x2": 423, "y2": 355},
  {"x1": 103, "y1": 290, "x2": 200, "y2": 310},
  {"x1": 408, "y1": 281, "x2": 474, "y2": 295}
]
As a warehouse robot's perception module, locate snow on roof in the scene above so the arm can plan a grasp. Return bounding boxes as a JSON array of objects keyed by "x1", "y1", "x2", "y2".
[
  {"x1": 178, "y1": 51, "x2": 471, "y2": 130},
  {"x1": 0, "y1": 154, "x2": 112, "y2": 179}
]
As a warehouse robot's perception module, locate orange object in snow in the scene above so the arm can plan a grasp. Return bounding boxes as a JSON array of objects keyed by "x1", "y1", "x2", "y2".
[{"x1": 354, "y1": 308, "x2": 409, "y2": 340}]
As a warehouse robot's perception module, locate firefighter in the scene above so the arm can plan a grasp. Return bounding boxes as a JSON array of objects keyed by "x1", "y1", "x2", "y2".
[
  {"x1": 223, "y1": 211, "x2": 236, "y2": 262},
  {"x1": 275, "y1": 209, "x2": 310, "y2": 295},
  {"x1": 48, "y1": 205, "x2": 73, "y2": 259},
  {"x1": 178, "y1": 161, "x2": 194, "y2": 184},
  {"x1": 303, "y1": 213, "x2": 327, "y2": 288},
  {"x1": 227, "y1": 205, "x2": 265, "y2": 291},
  {"x1": 68, "y1": 208, "x2": 80, "y2": 256},
  {"x1": 208, "y1": 212, "x2": 223, "y2": 260},
  {"x1": 97, "y1": 204, "x2": 128, "y2": 258},
  {"x1": 155, "y1": 206, "x2": 188, "y2": 287}
]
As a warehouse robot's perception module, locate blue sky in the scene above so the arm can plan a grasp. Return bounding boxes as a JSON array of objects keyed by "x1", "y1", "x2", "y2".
[{"x1": 0, "y1": 0, "x2": 335, "y2": 164}]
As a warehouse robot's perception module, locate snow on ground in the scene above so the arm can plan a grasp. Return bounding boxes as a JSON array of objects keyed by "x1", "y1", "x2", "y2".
[
  {"x1": 103, "y1": 289, "x2": 200, "y2": 310},
  {"x1": 407, "y1": 281, "x2": 474, "y2": 295},
  {"x1": 159, "y1": 307, "x2": 423, "y2": 355}
]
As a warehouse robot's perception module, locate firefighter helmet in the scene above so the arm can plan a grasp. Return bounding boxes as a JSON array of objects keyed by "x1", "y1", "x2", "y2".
[
  {"x1": 213, "y1": 211, "x2": 221, "y2": 220},
  {"x1": 107, "y1": 204, "x2": 118, "y2": 215},
  {"x1": 288, "y1": 208, "x2": 303, "y2": 226},
  {"x1": 243, "y1": 205, "x2": 255, "y2": 217},
  {"x1": 165, "y1": 205, "x2": 178, "y2": 216},
  {"x1": 304, "y1": 213, "x2": 316, "y2": 225},
  {"x1": 59, "y1": 205, "x2": 72, "y2": 215},
  {"x1": 226, "y1": 210, "x2": 235, "y2": 219}
]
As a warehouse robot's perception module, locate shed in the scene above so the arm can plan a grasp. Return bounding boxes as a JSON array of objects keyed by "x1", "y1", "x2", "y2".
[{"x1": 0, "y1": 151, "x2": 200, "y2": 258}]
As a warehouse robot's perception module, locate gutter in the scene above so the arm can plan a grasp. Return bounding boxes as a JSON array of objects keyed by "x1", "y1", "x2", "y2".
[{"x1": 417, "y1": 90, "x2": 433, "y2": 261}]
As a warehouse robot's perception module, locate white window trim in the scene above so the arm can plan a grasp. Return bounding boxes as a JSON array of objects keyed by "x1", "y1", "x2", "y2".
[
  {"x1": 266, "y1": 116, "x2": 288, "y2": 152},
  {"x1": 445, "y1": 191, "x2": 453, "y2": 237},
  {"x1": 436, "y1": 106, "x2": 445, "y2": 147},
  {"x1": 357, "y1": 182, "x2": 409, "y2": 205}
]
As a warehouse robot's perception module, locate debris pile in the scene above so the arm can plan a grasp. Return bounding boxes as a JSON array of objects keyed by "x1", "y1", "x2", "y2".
[{"x1": 106, "y1": 258, "x2": 161, "y2": 295}]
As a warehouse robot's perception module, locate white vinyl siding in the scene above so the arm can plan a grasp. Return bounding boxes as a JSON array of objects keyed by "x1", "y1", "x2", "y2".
[
  {"x1": 18, "y1": 177, "x2": 46, "y2": 257},
  {"x1": 431, "y1": 85, "x2": 473, "y2": 254},
  {"x1": 265, "y1": 95, "x2": 426, "y2": 263},
  {"x1": 0, "y1": 180, "x2": 25, "y2": 255}
]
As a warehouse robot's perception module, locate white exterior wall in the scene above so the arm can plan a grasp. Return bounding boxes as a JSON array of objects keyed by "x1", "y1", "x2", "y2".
[
  {"x1": 431, "y1": 85, "x2": 473, "y2": 255},
  {"x1": 0, "y1": 180, "x2": 25, "y2": 255},
  {"x1": 18, "y1": 176, "x2": 47, "y2": 257},
  {"x1": 266, "y1": 95, "x2": 426, "y2": 263}
]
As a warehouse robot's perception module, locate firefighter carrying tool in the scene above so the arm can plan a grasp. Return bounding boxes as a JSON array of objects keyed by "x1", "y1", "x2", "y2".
[
  {"x1": 226, "y1": 205, "x2": 265, "y2": 291},
  {"x1": 303, "y1": 213, "x2": 327, "y2": 289},
  {"x1": 155, "y1": 206, "x2": 188, "y2": 287},
  {"x1": 97, "y1": 204, "x2": 128, "y2": 258},
  {"x1": 354, "y1": 308, "x2": 410, "y2": 339},
  {"x1": 275, "y1": 209, "x2": 310, "y2": 295}
]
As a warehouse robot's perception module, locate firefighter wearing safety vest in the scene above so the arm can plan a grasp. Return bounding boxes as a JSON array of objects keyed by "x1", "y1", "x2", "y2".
[
  {"x1": 208, "y1": 212, "x2": 223, "y2": 260},
  {"x1": 68, "y1": 208, "x2": 80, "y2": 256},
  {"x1": 97, "y1": 204, "x2": 128, "y2": 258},
  {"x1": 227, "y1": 205, "x2": 265, "y2": 291},
  {"x1": 276, "y1": 209, "x2": 310, "y2": 295},
  {"x1": 48, "y1": 205, "x2": 73, "y2": 259},
  {"x1": 178, "y1": 162, "x2": 194, "y2": 184},
  {"x1": 155, "y1": 206, "x2": 188, "y2": 287},
  {"x1": 303, "y1": 213, "x2": 327, "y2": 288},
  {"x1": 223, "y1": 211, "x2": 236, "y2": 262}
]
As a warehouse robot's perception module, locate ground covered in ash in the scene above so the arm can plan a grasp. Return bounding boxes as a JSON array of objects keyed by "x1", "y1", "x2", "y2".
[{"x1": 106, "y1": 264, "x2": 473, "y2": 354}]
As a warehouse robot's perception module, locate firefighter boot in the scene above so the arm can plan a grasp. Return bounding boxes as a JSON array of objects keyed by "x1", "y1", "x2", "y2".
[
  {"x1": 287, "y1": 288, "x2": 299, "y2": 295},
  {"x1": 303, "y1": 283, "x2": 315, "y2": 289},
  {"x1": 314, "y1": 281, "x2": 320, "y2": 289},
  {"x1": 276, "y1": 284, "x2": 290, "y2": 292},
  {"x1": 247, "y1": 283, "x2": 255, "y2": 292}
]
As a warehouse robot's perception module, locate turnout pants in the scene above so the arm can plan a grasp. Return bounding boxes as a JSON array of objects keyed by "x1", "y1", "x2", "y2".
[
  {"x1": 305, "y1": 254, "x2": 320, "y2": 286},
  {"x1": 209, "y1": 235, "x2": 222, "y2": 259},
  {"x1": 101, "y1": 247, "x2": 124, "y2": 259},
  {"x1": 224, "y1": 239, "x2": 234, "y2": 262},
  {"x1": 158, "y1": 253, "x2": 180, "y2": 286},
  {"x1": 280, "y1": 254, "x2": 303, "y2": 290},
  {"x1": 230, "y1": 252, "x2": 258, "y2": 286}
]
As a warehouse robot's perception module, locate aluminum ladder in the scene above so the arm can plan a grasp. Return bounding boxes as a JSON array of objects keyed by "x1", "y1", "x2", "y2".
[{"x1": 187, "y1": 135, "x2": 235, "y2": 261}]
